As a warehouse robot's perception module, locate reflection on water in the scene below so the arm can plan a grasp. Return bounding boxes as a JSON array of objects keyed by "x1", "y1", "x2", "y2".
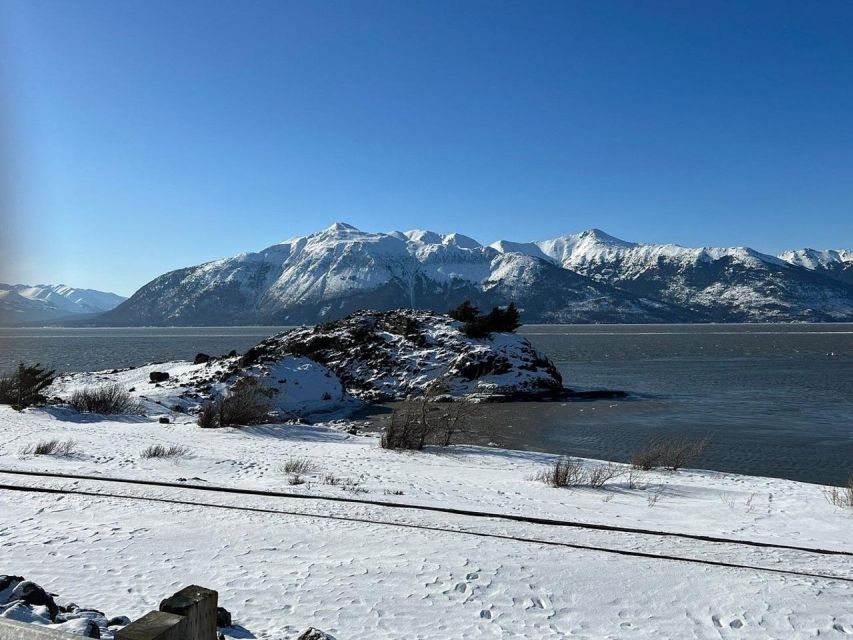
[{"x1": 1, "y1": 323, "x2": 851, "y2": 485}]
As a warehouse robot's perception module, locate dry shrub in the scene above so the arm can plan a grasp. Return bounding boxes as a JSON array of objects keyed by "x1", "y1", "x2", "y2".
[
  {"x1": 380, "y1": 393, "x2": 476, "y2": 451},
  {"x1": 535, "y1": 457, "x2": 585, "y2": 488},
  {"x1": 631, "y1": 437, "x2": 710, "y2": 471},
  {"x1": 70, "y1": 384, "x2": 142, "y2": 415},
  {"x1": 823, "y1": 475, "x2": 853, "y2": 508},
  {"x1": 282, "y1": 457, "x2": 318, "y2": 474},
  {"x1": 586, "y1": 462, "x2": 625, "y2": 488},
  {"x1": 196, "y1": 401, "x2": 217, "y2": 428},
  {"x1": 196, "y1": 377, "x2": 274, "y2": 428},
  {"x1": 535, "y1": 458, "x2": 624, "y2": 489},
  {"x1": 140, "y1": 444, "x2": 190, "y2": 459},
  {"x1": 19, "y1": 438, "x2": 76, "y2": 457}
]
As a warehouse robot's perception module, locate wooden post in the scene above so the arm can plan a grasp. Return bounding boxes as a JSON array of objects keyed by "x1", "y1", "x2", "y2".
[
  {"x1": 115, "y1": 611, "x2": 188, "y2": 640},
  {"x1": 159, "y1": 585, "x2": 218, "y2": 640}
]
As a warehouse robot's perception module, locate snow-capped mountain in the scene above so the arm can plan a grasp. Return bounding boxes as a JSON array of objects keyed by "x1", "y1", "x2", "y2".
[
  {"x1": 95, "y1": 223, "x2": 690, "y2": 326},
  {"x1": 779, "y1": 248, "x2": 853, "y2": 286},
  {"x1": 93, "y1": 223, "x2": 853, "y2": 326},
  {"x1": 491, "y1": 230, "x2": 853, "y2": 322},
  {"x1": 0, "y1": 284, "x2": 126, "y2": 326}
]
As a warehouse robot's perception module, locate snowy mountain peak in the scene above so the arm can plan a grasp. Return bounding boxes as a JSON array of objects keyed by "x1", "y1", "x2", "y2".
[{"x1": 325, "y1": 222, "x2": 359, "y2": 232}]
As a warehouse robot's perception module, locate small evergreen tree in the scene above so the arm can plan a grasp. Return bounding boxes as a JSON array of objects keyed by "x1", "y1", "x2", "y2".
[
  {"x1": 0, "y1": 362, "x2": 56, "y2": 410},
  {"x1": 448, "y1": 300, "x2": 480, "y2": 323},
  {"x1": 458, "y1": 303, "x2": 522, "y2": 338}
]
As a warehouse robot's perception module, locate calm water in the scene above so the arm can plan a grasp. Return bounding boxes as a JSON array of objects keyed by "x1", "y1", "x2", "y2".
[{"x1": 1, "y1": 324, "x2": 851, "y2": 485}]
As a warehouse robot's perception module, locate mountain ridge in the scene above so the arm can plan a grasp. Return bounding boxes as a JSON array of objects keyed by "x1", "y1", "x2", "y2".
[{"x1": 47, "y1": 223, "x2": 853, "y2": 326}]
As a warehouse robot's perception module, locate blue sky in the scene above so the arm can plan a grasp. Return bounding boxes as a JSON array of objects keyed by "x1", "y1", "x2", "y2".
[{"x1": 1, "y1": 0, "x2": 852, "y2": 295}]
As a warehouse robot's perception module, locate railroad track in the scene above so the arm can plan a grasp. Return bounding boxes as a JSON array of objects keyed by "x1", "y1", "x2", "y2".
[{"x1": 0, "y1": 468, "x2": 850, "y2": 583}]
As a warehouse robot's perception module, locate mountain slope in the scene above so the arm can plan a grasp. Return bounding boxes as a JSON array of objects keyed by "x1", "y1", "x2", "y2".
[
  {"x1": 521, "y1": 230, "x2": 853, "y2": 322},
  {"x1": 0, "y1": 284, "x2": 126, "y2": 326},
  {"x1": 97, "y1": 223, "x2": 687, "y2": 326},
  {"x1": 779, "y1": 249, "x2": 853, "y2": 286}
]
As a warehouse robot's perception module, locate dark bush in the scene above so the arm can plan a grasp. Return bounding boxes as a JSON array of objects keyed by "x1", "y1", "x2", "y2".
[
  {"x1": 449, "y1": 300, "x2": 480, "y2": 323},
  {"x1": 0, "y1": 363, "x2": 56, "y2": 409},
  {"x1": 197, "y1": 400, "x2": 218, "y2": 428},
  {"x1": 380, "y1": 394, "x2": 475, "y2": 450},
  {"x1": 69, "y1": 384, "x2": 142, "y2": 414},
  {"x1": 456, "y1": 303, "x2": 521, "y2": 339}
]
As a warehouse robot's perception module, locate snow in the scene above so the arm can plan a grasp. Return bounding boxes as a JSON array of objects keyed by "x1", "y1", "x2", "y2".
[
  {"x1": 0, "y1": 404, "x2": 851, "y2": 639},
  {"x1": 781, "y1": 248, "x2": 853, "y2": 270}
]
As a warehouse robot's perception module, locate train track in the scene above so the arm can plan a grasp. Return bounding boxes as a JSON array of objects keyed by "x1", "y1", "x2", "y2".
[{"x1": 0, "y1": 468, "x2": 850, "y2": 583}]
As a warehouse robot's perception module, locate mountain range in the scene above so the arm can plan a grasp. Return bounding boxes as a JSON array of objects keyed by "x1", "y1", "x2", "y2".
[
  {"x1": 0, "y1": 284, "x2": 126, "y2": 326},
  {"x1": 79, "y1": 223, "x2": 853, "y2": 326}
]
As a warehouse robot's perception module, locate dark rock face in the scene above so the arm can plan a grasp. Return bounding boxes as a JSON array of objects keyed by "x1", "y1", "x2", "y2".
[
  {"x1": 216, "y1": 606, "x2": 232, "y2": 627},
  {"x1": 10, "y1": 580, "x2": 59, "y2": 621},
  {"x1": 194, "y1": 353, "x2": 211, "y2": 364},
  {"x1": 149, "y1": 371, "x2": 170, "y2": 383}
]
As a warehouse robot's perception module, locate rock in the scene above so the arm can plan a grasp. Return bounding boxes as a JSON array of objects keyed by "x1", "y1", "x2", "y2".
[
  {"x1": 194, "y1": 353, "x2": 211, "y2": 365},
  {"x1": 216, "y1": 606, "x2": 232, "y2": 627},
  {"x1": 107, "y1": 615, "x2": 131, "y2": 627},
  {"x1": 297, "y1": 628, "x2": 337, "y2": 640},
  {"x1": 10, "y1": 580, "x2": 59, "y2": 621},
  {"x1": 159, "y1": 417, "x2": 170, "y2": 424},
  {"x1": 53, "y1": 618, "x2": 101, "y2": 638},
  {"x1": 149, "y1": 371, "x2": 170, "y2": 383},
  {"x1": 0, "y1": 575, "x2": 24, "y2": 601},
  {"x1": 228, "y1": 350, "x2": 237, "y2": 358}
]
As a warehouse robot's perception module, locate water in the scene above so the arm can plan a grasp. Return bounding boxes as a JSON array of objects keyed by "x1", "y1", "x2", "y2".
[{"x1": 1, "y1": 324, "x2": 851, "y2": 485}]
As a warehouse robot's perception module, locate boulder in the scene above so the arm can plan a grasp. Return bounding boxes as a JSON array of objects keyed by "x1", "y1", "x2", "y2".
[
  {"x1": 216, "y1": 606, "x2": 232, "y2": 627},
  {"x1": 0, "y1": 575, "x2": 24, "y2": 601},
  {"x1": 297, "y1": 628, "x2": 337, "y2": 640},
  {"x1": 159, "y1": 417, "x2": 170, "y2": 424},
  {"x1": 107, "y1": 615, "x2": 131, "y2": 627},
  {"x1": 149, "y1": 371, "x2": 170, "y2": 383},
  {"x1": 194, "y1": 353, "x2": 211, "y2": 365},
  {"x1": 9, "y1": 580, "x2": 58, "y2": 621}
]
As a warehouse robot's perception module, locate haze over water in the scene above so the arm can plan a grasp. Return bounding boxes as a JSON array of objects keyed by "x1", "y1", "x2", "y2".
[{"x1": 1, "y1": 324, "x2": 851, "y2": 485}]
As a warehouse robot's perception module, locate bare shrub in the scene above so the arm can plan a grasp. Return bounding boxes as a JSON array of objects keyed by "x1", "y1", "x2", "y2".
[
  {"x1": 140, "y1": 444, "x2": 190, "y2": 459},
  {"x1": 647, "y1": 484, "x2": 665, "y2": 507},
  {"x1": 196, "y1": 401, "x2": 217, "y2": 428},
  {"x1": 70, "y1": 384, "x2": 142, "y2": 415},
  {"x1": 380, "y1": 391, "x2": 476, "y2": 451},
  {"x1": 586, "y1": 462, "x2": 624, "y2": 488},
  {"x1": 288, "y1": 474, "x2": 306, "y2": 486},
  {"x1": 626, "y1": 467, "x2": 645, "y2": 489},
  {"x1": 0, "y1": 363, "x2": 56, "y2": 410},
  {"x1": 19, "y1": 438, "x2": 76, "y2": 457},
  {"x1": 217, "y1": 377, "x2": 274, "y2": 426},
  {"x1": 631, "y1": 437, "x2": 710, "y2": 471},
  {"x1": 322, "y1": 473, "x2": 341, "y2": 486},
  {"x1": 823, "y1": 475, "x2": 853, "y2": 508},
  {"x1": 282, "y1": 457, "x2": 318, "y2": 474},
  {"x1": 535, "y1": 457, "x2": 584, "y2": 488}
]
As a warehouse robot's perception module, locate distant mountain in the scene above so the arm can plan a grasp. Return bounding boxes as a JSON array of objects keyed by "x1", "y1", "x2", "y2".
[
  {"x1": 90, "y1": 223, "x2": 853, "y2": 326},
  {"x1": 779, "y1": 249, "x2": 853, "y2": 286},
  {"x1": 490, "y1": 229, "x2": 853, "y2": 322},
  {"x1": 0, "y1": 284, "x2": 126, "y2": 326}
]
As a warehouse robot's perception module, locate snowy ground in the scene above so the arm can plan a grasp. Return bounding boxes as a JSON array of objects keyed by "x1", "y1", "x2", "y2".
[{"x1": 1, "y1": 405, "x2": 851, "y2": 639}]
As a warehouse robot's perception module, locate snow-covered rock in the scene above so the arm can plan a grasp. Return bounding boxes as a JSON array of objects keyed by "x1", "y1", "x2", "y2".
[
  {"x1": 49, "y1": 311, "x2": 569, "y2": 420},
  {"x1": 0, "y1": 284, "x2": 126, "y2": 326},
  {"x1": 241, "y1": 309, "x2": 566, "y2": 402}
]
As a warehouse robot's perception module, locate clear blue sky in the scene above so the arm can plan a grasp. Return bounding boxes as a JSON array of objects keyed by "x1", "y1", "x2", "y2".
[{"x1": 1, "y1": 0, "x2": 851, "y2": 296}]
